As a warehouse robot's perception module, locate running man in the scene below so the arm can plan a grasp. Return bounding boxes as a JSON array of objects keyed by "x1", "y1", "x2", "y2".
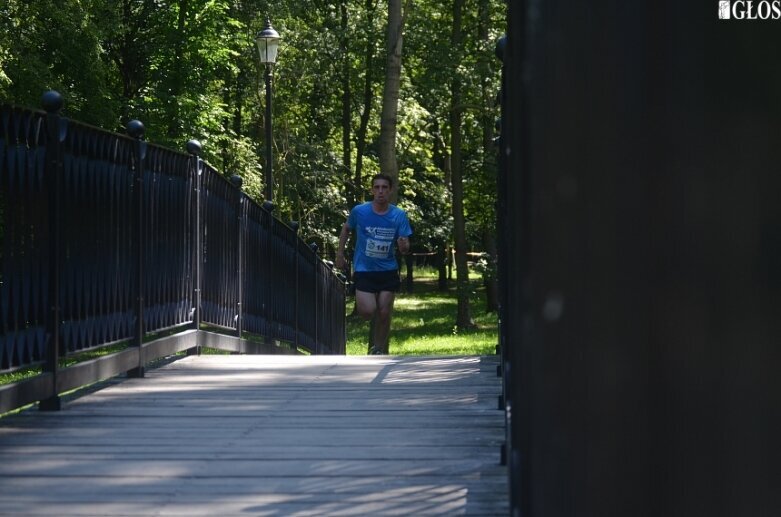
[{"x1": 335, "y1": 173, "x2": 412, "y2": 354}]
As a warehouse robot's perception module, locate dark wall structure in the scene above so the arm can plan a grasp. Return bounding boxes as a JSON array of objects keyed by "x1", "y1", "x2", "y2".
[{"x1": 502, "y1": 2, "x2": 780, "y2": 516}]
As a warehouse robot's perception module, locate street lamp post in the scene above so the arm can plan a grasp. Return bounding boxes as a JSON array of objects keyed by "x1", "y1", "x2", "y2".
[{"x1": 256, "y1": 19, "x2": 281, "y2": 202}]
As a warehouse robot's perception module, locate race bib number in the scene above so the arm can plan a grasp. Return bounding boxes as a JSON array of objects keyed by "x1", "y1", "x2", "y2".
[{"x1": 365, "y1": 238, "x2": 391, "y2": 258}]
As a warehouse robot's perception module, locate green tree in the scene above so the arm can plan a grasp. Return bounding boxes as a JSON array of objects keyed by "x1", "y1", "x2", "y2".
[
  {"x1": 0, "y1": 0, "x2": 504, "y2": 315},
  {"x1": 449, "y1": 0, "x2": 476, "y2": 329},
  {"x1": 0, "y1": 0, "x2": 117, "y2": 126},
  {"x1": 378, "y1": 0, "x2": 406, "y2": 201}
]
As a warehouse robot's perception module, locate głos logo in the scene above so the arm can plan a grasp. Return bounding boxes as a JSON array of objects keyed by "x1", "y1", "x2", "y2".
[{"x1": 719, "y1": 0, "x2": 781, "y2": 19}]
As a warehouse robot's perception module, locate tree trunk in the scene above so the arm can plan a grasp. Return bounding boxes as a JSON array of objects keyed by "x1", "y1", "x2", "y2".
[
  {"x1": 405, "y1": 254, "x2": 414, "y2": 293},
  {"x1": 478, "y1": 0, "x2": 498, "y2": 314},
  {"x1": 432, "y1": 121, "x2": 451, "y2": 188},
  {"x1": 436, "y1": 245, "x2": 448, "y2": 291},
  {"x1": 167, "y1": 0, "x2": 188, "y2": 138},
  {"x1": 483, "y1": 230, "x2": 499, "y2": 312},
  {"x1": 339, "y1": 0, "x2": 353, "y2": 207},
  {"x1": 354, "y1": 0, "x2": 377, "y2": 203},
  {"x1": 430, "y1": 122, "x2": 451, "y2": 293},
  {"x1": 117, "y1": 0, "x2": 145, "y2": 126},
  {"x1": 379, "y1": 0, "x2": 404, "y2": 202},
  {"x1": 450, "y1": 0, "x2": 474, "y2": 330}
]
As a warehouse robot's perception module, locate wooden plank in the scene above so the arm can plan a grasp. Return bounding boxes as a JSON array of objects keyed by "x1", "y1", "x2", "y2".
[
  {"x1": 197, "y1": 330, "x2": 299, "y2": 355},
  {"x1": 0, "y1": 373, "x2": 53, "y2": 415},
  {"x1": 0, "y1": 475, "x2": 508, "y2": 494},
  {"x1": 0, "y1": 355, "x2": 508, "y2": 516},
  {"x1": 56, "y1": 347, "x2": 139, "y2": 394},
  {"x1": 0, "y1": 445, "x2": 501, "y2": 461}
]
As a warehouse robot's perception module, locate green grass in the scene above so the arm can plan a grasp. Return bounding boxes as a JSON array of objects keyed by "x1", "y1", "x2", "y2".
[{"x1": 346, "y1": 267, "x2": 499, "y2": 356}]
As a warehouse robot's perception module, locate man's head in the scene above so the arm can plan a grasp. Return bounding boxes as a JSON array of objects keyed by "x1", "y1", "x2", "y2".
[
  {"x1": 371, "y1": 173, "x2": 393, "y2": 190},
  {"x1": 371, "y1": 174, "x2": 393, "y2": 205}
]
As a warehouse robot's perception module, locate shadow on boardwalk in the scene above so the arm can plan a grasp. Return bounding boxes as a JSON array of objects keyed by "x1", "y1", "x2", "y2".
[{"x1": 0, "y1": 355, "x2": 507, "y2": 516}]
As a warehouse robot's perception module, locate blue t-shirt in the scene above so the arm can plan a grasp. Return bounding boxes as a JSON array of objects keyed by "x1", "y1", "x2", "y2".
[{"x1": 347, "y1": 202, "x2": 413, "y2": 272}]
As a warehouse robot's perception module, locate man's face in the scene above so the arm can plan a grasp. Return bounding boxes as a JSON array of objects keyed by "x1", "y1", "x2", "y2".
[{"x1": 372, "y1": 179, "x2": 391, "y2": 202}]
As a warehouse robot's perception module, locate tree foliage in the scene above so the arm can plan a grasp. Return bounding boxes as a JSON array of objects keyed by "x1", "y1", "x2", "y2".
[{"x1": 1, "y1": 0, "x2": 505, "y2": 315}]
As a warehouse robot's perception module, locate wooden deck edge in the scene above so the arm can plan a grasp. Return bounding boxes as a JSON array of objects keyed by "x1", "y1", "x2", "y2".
[
  {"x1": 0, "y1": 373, "x2": 53, "y2": 415},
  {"x1": 198, "y1": 331, "x2": 301, "y2": 355}
]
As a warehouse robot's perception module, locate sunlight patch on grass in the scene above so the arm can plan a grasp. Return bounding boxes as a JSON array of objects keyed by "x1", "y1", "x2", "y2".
[{"x1": 346, "y1": 275, "x2": 498, "y2": 356}]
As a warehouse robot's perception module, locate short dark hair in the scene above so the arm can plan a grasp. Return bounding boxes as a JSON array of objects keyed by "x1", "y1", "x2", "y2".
[{"x1": 371, "y1": 173, "x2": 393, "y2": 189}]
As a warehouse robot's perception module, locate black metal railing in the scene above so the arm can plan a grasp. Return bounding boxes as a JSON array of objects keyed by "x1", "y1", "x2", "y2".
[{"x1": 0, "y1": 92, "x2": 346, "y2": 413}]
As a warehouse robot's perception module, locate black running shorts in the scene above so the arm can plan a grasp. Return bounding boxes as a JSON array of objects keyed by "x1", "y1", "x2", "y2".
[{"x1": 353, "y1": 270, "x2": 401, "y2": 293}]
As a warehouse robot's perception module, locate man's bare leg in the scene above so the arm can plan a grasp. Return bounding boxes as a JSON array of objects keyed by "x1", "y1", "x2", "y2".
[
  {"x1": 355, "y1": 290, "x2": 378, "y2": 320},
  {"x1": 373, "y1": 291, "x2": 395, "y2": 354},
  {"x1": 355, "y1": 290, "x2": 379, "y2": 353},
  {"x1": 356, "y1": 290, "x2": 396, "y2": 354}
]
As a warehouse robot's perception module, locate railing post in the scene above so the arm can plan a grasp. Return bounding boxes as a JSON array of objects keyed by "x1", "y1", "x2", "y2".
[
  {"x1": 40, "y1": 91, "x2": 65, "y2": 411},
  {"x1": 324, "y1": 260, "x2": 335, "y2": 353},
  {"x1": 262, "y1": 201, "x2": 275, "y2": 346},
  {"x1": 187, "y1": 140, "x2": 203, "y2": 355},
  {"x1": 230, "y1": 175, "x2": 244, "y2": 339},
  {"x1": 309, "y1": 243, "x2": 319, "y2": 354},
  {"x1": 493, "y1": 34, "x2": 509, "y2": 466},
  {"x1": 290, "y1": 221, "x2": 301, "y2": 350},
  {"x1": 127, "y1": 120, "x2": 146, "y2": 378},
  {"x1": 335, "y1": 271, "x2": 347, "y2": 355}
]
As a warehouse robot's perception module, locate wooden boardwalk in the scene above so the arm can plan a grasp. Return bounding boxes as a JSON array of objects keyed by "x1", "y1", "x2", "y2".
[{"x1": 0, "y1": 355, "x2": 508, "y2": 516}]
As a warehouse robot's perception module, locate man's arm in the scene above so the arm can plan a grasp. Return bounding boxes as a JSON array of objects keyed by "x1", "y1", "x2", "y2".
[
  {"x1": 335, "y1": 223, "x2": 350, "y2": 270},
  {"x1": 397, "y1": 210, "x2": 412, "y2": 255}
]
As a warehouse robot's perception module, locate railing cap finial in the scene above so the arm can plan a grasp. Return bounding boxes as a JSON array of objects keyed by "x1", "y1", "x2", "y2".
[
  {"x1": 41, "y1": 90, "x2": 63, "y2": 114},
  {"x1": 127, "y1": 120, "x2": 145, "y2": 139},
  {"x1": 186, "y1": 139, "x2": 202, "y2": 156}
]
